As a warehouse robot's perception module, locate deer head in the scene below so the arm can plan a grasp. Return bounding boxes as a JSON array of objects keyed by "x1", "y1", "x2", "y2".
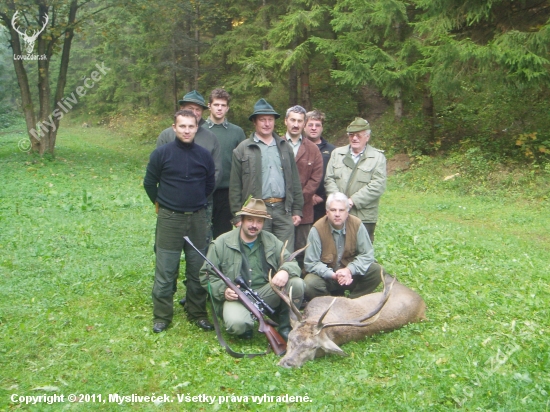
[
  {"x1": 11, "y1": 11, "x2": 49, "y2": 54},
  {"x1": 271, "y1": 268, "x2": 395, "y2": 368}
]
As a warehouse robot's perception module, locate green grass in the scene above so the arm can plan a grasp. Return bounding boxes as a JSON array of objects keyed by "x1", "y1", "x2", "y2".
[{"x1": 0, "y1": 124, "x2": 549, "y2": 411}]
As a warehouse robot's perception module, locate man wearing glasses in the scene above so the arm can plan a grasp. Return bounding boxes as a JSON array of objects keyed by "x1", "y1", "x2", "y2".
[{"x1": 324, "y1": 117, "x2": 386, "y2": 243}]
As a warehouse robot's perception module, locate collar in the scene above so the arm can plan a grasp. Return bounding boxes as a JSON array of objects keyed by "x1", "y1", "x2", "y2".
[
  {"x1": 286, "y1": 133, "x2": 302, "y2": 143},
  {"x1": 205, "y1": 117, "x2": 229, "y2": 129},
  {"x1": 253, "y1": 133, "x2": 276, "y2": 146},
  {"x1": 329, "y1": 221, "x2": 346, "y2": 235}
]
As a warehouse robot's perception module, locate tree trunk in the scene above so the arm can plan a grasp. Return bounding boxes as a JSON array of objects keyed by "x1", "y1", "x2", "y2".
[
  {"x1": 422, "y1": 89, "x2": 435, "y2": 142},
  {"x1": 300, "y1": 58, "x2": 311, "y2": 110},
  {"x1": 3, "y1": 7, "x2": 37, "y2": 152},
  {"x1": 47, "y1": 0, "x2": 78, "y2": 156},
  {"x1": 194, "y1": 4, "x2": 200, "y2": 90},
  {"x1": 288, "y1": 38, "x2": 298, "y2": 106},
  {"x1": 394, "y1": 90, "x2": 403, "y2": 120}
]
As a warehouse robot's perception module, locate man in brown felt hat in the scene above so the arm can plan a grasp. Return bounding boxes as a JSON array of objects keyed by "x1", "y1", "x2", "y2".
[
  {"x1": 325, "y1": 117, "x2": 387, "y2": 243},
  {"x1": 200, "y1": 198, "x2": 304, "y2": 341}
]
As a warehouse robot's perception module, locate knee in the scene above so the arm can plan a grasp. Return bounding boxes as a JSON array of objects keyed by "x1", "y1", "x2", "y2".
[
  {"x1": 286, "y1": 277, "x2": 305, "y2": 298},
  {"x1": 223, "y1": 303, "x2": 253, "y2": 335},
  {"x1": 304, "y1": 273, "x2": 327, "y2": 300}
]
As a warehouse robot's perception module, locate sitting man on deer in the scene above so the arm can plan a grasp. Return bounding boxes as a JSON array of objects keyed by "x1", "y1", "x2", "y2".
[
  {"x1": 304, "y1": 192, "x2": 385, "y2": 300},
  {"x1": 200, "y1": 198, "x2": 305, "y2": 341}
]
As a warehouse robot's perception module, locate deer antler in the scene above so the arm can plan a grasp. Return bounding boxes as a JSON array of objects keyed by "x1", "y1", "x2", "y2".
[
  {"x1": 269, "y1": 240, "x2": 310, "y2": 321},
  {"x1": 269, "y1": 270, "x2": 302, "y2": 322},
  {"x1": 11, "y1": 11, "x2": 26, "y2": 37},
  {"x1": 317, "y1": 268, "x2": 395, "y2": 331},
  {"x1": 11, "y1": 11, "x2": 49, "y2": 40}
]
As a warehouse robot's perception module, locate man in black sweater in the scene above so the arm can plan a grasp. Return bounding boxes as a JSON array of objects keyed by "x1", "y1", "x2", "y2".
[{"x1": 144, "y1": 110, "x2": 216, "y2": 333}]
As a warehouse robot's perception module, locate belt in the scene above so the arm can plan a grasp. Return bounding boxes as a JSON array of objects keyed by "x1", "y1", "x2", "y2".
[
  {"x1": 263, "y1": 197, "x2": 284, "y2": 203},
  {"x1": 159, "y1": 205, "x2": 202, "y2": 214}
]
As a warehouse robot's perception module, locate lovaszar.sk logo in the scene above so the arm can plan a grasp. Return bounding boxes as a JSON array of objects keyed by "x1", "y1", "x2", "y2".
[{"x1": 11, "y1": 10, "x2": 49, "y2": 60}]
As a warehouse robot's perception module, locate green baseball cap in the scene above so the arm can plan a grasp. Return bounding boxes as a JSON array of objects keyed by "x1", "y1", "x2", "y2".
[
  {"x1": 346, "y1": 117, "x2": 371, "y2": 133},
  {"x1": 178, "y1": 90, "x2": 208, "y2": 110}
]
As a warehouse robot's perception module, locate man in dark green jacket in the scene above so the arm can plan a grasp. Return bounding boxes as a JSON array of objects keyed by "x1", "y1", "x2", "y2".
[
  {"x1": 200, "y1": 199, "x2": 304, "y2": 340},
  {"x1": 229, "y1": 99, "x2": 304, "y2": 251}
]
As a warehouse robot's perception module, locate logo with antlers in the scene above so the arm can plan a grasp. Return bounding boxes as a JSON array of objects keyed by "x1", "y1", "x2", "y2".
[{"x1": 11, "y1": 11, "x2": 49, "y2": 55}]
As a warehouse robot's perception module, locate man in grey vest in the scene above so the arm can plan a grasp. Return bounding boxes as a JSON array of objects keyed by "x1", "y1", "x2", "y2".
[{"x1": 303, "y1": 192, "x2": 384, "y2": 300}]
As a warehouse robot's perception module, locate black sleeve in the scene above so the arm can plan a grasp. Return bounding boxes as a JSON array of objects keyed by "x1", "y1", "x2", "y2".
[{"x1": 143, "y1": 150, "x2": 161, "y2": 203}]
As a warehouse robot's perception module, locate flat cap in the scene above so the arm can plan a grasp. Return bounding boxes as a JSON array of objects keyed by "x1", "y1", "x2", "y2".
[{"x1": 346, "y1": 117, "x2": 371, "y2": 133}]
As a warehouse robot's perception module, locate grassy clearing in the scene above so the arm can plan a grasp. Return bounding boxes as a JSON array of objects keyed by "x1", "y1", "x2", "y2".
[{"x1": 0, "y1": 124, "x2": 549, "y2": 411}]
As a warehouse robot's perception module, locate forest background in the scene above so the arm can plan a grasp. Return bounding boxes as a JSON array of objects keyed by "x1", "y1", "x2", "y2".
[{"x1": 1, "y1": 0, "x2": 550, "y2": 168}]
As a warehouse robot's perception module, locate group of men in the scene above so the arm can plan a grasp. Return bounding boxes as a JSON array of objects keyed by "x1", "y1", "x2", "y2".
[{"x1": 143, "y1": 89, "x2": 388, "y2": 341}]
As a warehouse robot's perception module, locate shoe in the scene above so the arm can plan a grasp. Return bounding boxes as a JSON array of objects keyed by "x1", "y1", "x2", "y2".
[
  {"x1": 195, "y1": 319, "x2": 214, "y2": 331},
  {"x1": 153, "y1": 322, "x2": 167, "y2": 333},
  {"x1": 278, "y1": 326, "x2": 292, "y2": 342},
  {"x1": 237, "y1": 330, "x2": 253, "y2": 340}
]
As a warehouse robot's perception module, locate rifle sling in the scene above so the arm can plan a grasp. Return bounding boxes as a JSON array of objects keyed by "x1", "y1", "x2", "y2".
[{"x1": 206, "y1": 272, "x2": 270, "y2": 359}]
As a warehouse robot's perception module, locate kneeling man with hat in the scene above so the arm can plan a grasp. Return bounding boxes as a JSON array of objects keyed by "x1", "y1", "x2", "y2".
[{"x1": 200, "y1": 198, "x2": 304, "y2": 340}]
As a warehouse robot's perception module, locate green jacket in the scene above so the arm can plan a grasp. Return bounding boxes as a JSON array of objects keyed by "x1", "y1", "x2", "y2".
[
  {"x1": 229, "y1": 133, "x2": 304, "y2": 220},
  {"x1": 325, "y1": 144, "x2": 386, "y2": 223},
  {"x1": 200, "y1": 228, "x2": 301, "y2": 303}
]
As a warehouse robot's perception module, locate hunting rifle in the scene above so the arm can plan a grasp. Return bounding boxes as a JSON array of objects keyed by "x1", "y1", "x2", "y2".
[{"x1": 184, "y1": 236, "x2": 286, "y2": 356}]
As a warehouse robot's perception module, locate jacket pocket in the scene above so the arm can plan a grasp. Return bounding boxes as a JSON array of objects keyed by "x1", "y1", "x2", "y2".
[{"x1": 241, "y1": 157, "x2": 251, "y2": 175}]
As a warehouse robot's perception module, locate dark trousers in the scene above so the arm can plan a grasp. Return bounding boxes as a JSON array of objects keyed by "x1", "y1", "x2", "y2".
[
  {"x1": 212, "y1": 188, "x2": 233, "y2": 240},
  {"x1": 304, "y1": 262, "x2": 384, "y2": 300},
  {"x1": 294, "y1": 223, "x2": 312, "y2": 274},
  {"x1": 152, "y1": 207, "x2": 208, "y2": 324},
  {"x1": 363, "y1": 222, "x2": 377, "y2": 244}
]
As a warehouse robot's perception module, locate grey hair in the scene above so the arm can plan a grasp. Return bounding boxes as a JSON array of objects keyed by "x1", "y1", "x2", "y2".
[
  {"x1": 326, "y1": 192, "x2": 350, "y2": 211},
  {"x1": 285, "y1": 105, "x2": 307, "y2": 119}
]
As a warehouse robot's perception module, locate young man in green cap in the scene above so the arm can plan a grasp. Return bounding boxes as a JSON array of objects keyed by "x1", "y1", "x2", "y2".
[
  {"x1": 229, "y1": 98, "x2": 304, "y2": 252},
  {"x1": 325, "y1": 117, "x2": 386, "y2": 242}
]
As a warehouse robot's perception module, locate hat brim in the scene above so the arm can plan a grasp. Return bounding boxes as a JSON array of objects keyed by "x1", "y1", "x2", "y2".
[
  {"x1": 236, "y1": 210, "x2": 272, "y2": 219},
  {"x1": 249, "y1": 112, "x2": 280, "y2": 121},
  {"x1": 346, "y1": 126, "x2": 371, "y2": 133},
  {"x1": 179, "y1": 99, "x2": 209, "y2": 110}
]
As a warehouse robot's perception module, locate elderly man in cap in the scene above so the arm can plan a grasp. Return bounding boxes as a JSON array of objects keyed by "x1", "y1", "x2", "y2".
[
  {"x1": 200, "y1": 198, "x2": 304, "y2": 340},
  {"x1": 325, "y1": 117, "x2": 386, "y2": 243},
  {"x1": 229, "y1": 99, "x2": 304, "y2": 252},
  {"x1": 156, "y1": 90, "x2": 221, "y2": 185}
]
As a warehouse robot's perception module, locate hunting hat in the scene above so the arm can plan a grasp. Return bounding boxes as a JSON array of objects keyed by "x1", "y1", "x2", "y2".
[
  {"x1": 249, "y1": 98, "x2": 280, "y2": 121},
  {"x1": 236, "y1": 198, "x2": 272, "y2": 219},
  {"x1": 346, "y1": 117, "x2": 371, "y2": 133},
  {"x1": 178, "y1": 90, "x2": 208, "y2": 109}
]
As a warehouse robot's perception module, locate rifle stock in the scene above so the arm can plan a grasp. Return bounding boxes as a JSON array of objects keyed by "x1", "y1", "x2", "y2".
[{"x1": 184, "y1": 236, "x2": 287, "y2": 356}]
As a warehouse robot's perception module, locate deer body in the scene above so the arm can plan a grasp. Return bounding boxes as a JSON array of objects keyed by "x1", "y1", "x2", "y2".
[{"x1": 278, "y1": 275, "x2": 426, "y2": 368}]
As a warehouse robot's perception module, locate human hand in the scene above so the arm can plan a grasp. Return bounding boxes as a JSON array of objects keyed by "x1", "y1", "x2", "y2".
[
  {"x1": 271, "y1": 270, "x2": 289, "y2": 287},
  {"x1": 312, "y1": 194, "x2": 323, "y2": 206},
  {"x1": 224, "y1": 287, "x2": 239, "y2": 301},
  {"x1": 334, "y1": 268, "x2": 353, "y2": 286},
  {"x1": 292, "y1": 215, "x2": 301, "y2": 226}
]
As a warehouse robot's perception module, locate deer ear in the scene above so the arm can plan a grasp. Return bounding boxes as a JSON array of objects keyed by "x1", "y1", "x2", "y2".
[{"x1": 320, "y1": 335, "x2": 347, "y2": 357}]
